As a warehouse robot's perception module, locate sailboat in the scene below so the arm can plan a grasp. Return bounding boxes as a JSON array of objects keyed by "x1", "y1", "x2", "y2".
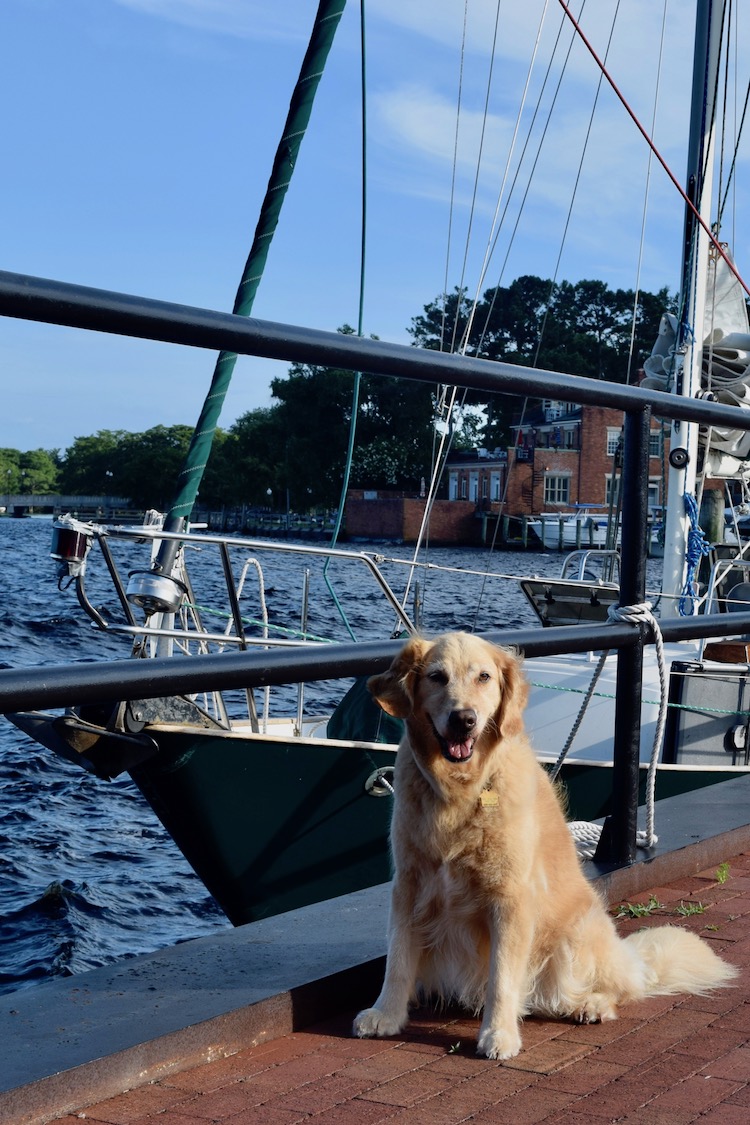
[{"x1": 3, "y1": 0, "x2": 750, "y2": 930}]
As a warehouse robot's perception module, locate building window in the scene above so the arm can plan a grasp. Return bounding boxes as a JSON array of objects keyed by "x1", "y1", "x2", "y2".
[
  {"x1": 490, "y1": 471, "x2": 500, "y2": 501},
  {"x1": 649, "y1": 429, "x2": 662, "y2": 458},
  {"x1": 544, "y1": 474, "x2": 570, "y2": 505},
  {"x1": 461, "y1": 477, "x2": 467, "y2": 499},
  {"x1": 606, "y1": 428, "x2": 621, "y2": 457},
  {"x1": 469, "y1": 471, "x2": 479, "y2": 502},
  {"x1": 543, "y1": 400, "x2": 565, "y2": 421},
  {"x1": 448, "y1": 472, "x2": 458, "y2": 500},
  {"x1": 481, "y1": 476, "x2": 488, "y2": 499},
  {"x1": 648, "y1": 479, "x2": 661, "y2": 509}
]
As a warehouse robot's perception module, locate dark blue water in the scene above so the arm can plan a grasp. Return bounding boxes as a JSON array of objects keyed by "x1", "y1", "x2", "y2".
[
  {"x1": 0, "y1": 517, "x2": 570, "y2": 994},
  {"x1": 0, "y1": 519, "x2": 232, "y2": 994}
]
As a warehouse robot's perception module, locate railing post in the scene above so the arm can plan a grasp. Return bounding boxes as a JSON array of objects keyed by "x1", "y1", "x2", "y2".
[{"x1": 594, "y1": 406, "x2": 651, "y2": 865}]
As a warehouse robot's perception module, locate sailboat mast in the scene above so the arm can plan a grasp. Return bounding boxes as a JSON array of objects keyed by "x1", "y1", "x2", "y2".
[
  {"x1": 149, "y1": 0, "x2": 346, "y2": 583},
  {"x1": 661, "y1": 0, "x2": 725, "y2": 619}
]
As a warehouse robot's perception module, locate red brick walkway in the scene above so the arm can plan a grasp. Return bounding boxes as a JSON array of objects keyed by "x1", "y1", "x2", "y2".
[{"x1": 53, "y1": 853, "x2": 750, "y2": 1124}]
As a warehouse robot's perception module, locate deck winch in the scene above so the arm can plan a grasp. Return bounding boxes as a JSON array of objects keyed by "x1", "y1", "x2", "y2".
[{"x1": 126, "y1": 570, "x2": 186, "y2": 615}]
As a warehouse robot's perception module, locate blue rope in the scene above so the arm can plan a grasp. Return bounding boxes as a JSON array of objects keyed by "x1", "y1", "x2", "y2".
[{"x1": 679, "y1": 492, "x2": 710, "y2": 615}]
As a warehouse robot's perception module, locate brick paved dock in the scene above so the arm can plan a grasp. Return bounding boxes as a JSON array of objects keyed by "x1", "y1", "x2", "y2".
[
  {"x1": 47, "y1": 851, "x2": 750, "y2": 1125},
  {"x1": 5, "y1": 780, "x2": 750, "y2": 1125}
]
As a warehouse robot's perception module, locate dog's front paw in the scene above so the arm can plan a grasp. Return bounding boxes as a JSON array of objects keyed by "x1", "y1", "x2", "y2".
[
  {"x1": 476, "y1": 1024, "x2": 522, "y2": 1060},
  {"x1": 352, "y1": 1007, "x2": 405, "y2": 1039}
]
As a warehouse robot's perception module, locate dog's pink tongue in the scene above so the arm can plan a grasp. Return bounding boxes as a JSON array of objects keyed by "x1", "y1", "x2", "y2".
[{"x1": 448, "y1": 739, "x2": 473, "y2": 760}]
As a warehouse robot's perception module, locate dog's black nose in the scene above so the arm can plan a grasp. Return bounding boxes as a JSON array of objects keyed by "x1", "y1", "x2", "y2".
[{"x1": 448, "y1": 709, "x2": 477, "y2": 737}]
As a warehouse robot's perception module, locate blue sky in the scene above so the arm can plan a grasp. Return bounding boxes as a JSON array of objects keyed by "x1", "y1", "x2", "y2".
[{"x1": 0, "y1": 0, "x2": 745, "y2": 453}]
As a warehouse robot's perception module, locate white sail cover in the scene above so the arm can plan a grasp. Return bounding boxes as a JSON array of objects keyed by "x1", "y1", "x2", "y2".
[{"x1": 641, "y1": 249, "x2": 750, "y2": 474}]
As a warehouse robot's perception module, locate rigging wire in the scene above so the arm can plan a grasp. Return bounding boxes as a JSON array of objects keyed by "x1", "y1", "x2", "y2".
[
  {"x1": 398, "y1": 3, "x2": 471, "y2": 625},
  {"x1": 403, "y1": 1, "x2": 561, "y2": 622},
  {"x1": 399, "y1": 2, "x2": 502, "y2": 619},
  {"x1": 556, "y1": 0, "x2": 749, "y2": 300},
  {"x1": 535, "y1": 1, "x2": 623, "y2": 362},
  {"x1": 408, "y1": 0, "x2": 747, "y2": 627},
  {"x1": 323, "y1": 0, "x2": 369, "y2": 641},
  {"x1": 450, "y1": 0, "x2": 504, "y2": 356},
  {"x1": 625, "y1": 0, "x2": 670, "y2": 386},
  {"x1": 441, "y1": 0, "x2": 470, "y2": 356},
  {"x1": 466, "y1": 4, "x2": 582, "y2": 615},
  {"x1": 469, "y1": 0, "x2": 633, "y2": 625},
  {"x1": 459, "y1": 0, "x2": 552, "y2": 355},
  {"x1": 472, "y1": 1, "x2": 583, "y2": 588},
  {"x1": 717, "y1": 2, "x2": 749, "y2": 230},
  {"x1": 473, "y1": 1, "x2": 573, "y2": 357}
]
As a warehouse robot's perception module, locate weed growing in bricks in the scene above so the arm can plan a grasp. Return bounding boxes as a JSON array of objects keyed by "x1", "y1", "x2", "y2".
[
  {"x1": 614, "y1": 895, "x2": 664, "y2": 919},
  {"x1": 674, "y1": 900, "x2": 706, "y2": 916}
]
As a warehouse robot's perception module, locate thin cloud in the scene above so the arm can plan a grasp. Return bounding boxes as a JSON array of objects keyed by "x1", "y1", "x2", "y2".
[
  {"x1": 112, "y1": 0, "x2": 312, "y2": 42},
  {"x1": 374, "y1": 84, "x2": 510, "y2": 174}
]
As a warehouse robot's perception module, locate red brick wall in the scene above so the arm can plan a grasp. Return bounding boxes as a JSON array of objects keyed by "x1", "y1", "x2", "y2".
[
  {"x1": 344, "y1": 495, "x2": 407, "y2": 539},
  {"x1": 344, "y1": 494, "x2": 481, "y2": 544},
  {"x1": 409, "y1": 500, "x2": 478, "y2": 544}
]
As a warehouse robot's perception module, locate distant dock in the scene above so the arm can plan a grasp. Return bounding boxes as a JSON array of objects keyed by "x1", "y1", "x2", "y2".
[{"x1": 0, "y1": 494, "x2": 134, "y2": 520}]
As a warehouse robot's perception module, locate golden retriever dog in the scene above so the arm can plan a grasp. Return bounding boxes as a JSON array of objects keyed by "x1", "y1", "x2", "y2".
[{"x1": 353, "y1": 632, "x2": 737, "y2": 1060}]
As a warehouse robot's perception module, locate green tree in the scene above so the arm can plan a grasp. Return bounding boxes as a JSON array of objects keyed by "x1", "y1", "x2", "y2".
[
  {"x1": 117, "y1": 425, "x2": 195, "y2": 509},
  {"x1": 352, "y1": 373, "x2": 435, "y2": 490},
  {"x1": 228, "y1": 324, "x2": 437, "y2": 507},
  {"x1": 225, "y1": 407, "x2": 290, "y2": 507},
  {"x1": 1, "y1": 447, "x2": 59, "y2": 493},
  {"x1": 410, "y1": 276, "x2": 677, "y2": 448},
  {"x1": 0, "y1": 448, "x2": 21, "y2": 493},
  {"x1": 20, "y1": 449, "x2": 60, "y2": 493},
  {"x1": 59, "y1": 425, "x2": 209, "y2": 509},
  {"x1": 59, "y1": 431, "x2": 127, "y2": 495},
  {"x1": 269, "y1": 360, "x2": 359, "y2": 508}
]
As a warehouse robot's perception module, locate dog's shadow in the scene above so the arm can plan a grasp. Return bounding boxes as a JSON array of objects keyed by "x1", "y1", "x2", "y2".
[{"x1": 315, "y1": 1002, "x2": 517, "y2": 1057}]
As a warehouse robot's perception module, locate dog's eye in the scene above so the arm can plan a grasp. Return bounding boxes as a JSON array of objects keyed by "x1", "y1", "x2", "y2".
[
  {"x1": 478, "y1": 671, "x2": 491, "y2": 683},
  {"x1": 428, "y1": 669, "x2": 449, "y2": 684}
]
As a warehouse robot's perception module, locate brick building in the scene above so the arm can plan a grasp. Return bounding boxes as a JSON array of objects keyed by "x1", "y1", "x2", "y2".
[
  {"x1": 343, "y1": 401, "x2": 668, "y2": 544},
  {"x1": 503, "y1": 400, "x2": 667, "y2": 516},
  {"x1": 446, "y1": 448, "x2": 508, "y2": 507}
]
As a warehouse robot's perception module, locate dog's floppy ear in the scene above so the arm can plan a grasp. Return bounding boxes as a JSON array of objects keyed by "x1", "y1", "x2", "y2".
[
  {"x1": 494, "y1": 645, "x2": 528, "y2": 739},
  {"x1": 367, "y1": 636, "x2": 431, "y2": 718}
]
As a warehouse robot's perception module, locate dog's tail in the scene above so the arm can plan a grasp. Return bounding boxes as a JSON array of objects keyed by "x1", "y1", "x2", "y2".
[{"x1": 625, "y1": 926, "x2": 738, "y2": 997}]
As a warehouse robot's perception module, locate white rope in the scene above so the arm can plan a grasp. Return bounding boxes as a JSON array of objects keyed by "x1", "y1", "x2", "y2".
[{"x1": 565, "y1": 601, "x2": 668, "y2": 857}]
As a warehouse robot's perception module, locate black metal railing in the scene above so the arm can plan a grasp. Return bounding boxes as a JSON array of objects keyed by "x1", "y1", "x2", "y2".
[{"x1": 2, "y1": 268, "x2": 750, "y2": 868}]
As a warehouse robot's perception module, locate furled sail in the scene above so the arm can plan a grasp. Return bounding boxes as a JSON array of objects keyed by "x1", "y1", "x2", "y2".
[{"x1": 642, "y1": 248, "x2": 750, "y2": 474}]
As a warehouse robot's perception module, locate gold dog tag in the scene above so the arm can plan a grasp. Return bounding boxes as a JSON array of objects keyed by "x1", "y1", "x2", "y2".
[{"x1": 480, "y1": 787, "x2": 499, "y2": 808}]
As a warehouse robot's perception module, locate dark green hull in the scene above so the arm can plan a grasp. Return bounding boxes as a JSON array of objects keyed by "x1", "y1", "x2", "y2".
[
  {"x1": 128, "y1": 726, "x2": 747, "y2": 926},
  {"x1": 130, "y1": 729, "x2": 396, "y2": 926},
  {"x1": 9, "y1": 711, "x2": 747, "y2": 927},
  {"x1": 551, "y1": 758, "x2": 747, "y2": 823}
]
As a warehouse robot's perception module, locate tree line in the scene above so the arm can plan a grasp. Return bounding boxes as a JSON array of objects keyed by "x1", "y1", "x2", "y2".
[{"x1": 1, "y1": 276, "x2": 675, "y2": 512}]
